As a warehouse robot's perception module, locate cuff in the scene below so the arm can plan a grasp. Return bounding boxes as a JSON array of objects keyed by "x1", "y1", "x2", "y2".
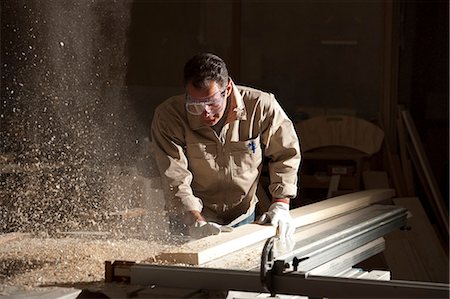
[
  {"x1": 268, "y1": 183, "x2": 298, "y2": 199},
  {"x1": 181, "y1": 195, "x2": 204, "y2": 213}
]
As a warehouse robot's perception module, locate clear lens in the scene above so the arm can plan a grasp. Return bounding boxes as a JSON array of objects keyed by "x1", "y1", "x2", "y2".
[
  {"x1": 185, "y1": 103, "x2": 205, "y2": 115},
  {"x1": 185, "y1": 90, "x2": 226, "y2": 115}
]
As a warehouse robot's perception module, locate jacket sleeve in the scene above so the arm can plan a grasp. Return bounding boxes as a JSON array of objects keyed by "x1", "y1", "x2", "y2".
[
  {"x1": 150, "y1": 107, "x2": 203, "y2": 214},
  {"x1": 260, "y1": 94, "x2": 302, "y2": 199}
]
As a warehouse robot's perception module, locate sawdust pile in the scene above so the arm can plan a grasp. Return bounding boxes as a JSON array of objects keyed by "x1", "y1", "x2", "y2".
[{"x1": 0, "y1": 236, "x2": 171, "y2": 291}]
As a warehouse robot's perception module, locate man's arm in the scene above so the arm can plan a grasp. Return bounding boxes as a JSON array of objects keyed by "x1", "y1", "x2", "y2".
[
  {"x1": 261, "y1": 94, "x2": 302, "y2": 201},
  {"x1": 150, "y1": 107, "x2": 231, "y2": 239},
  {"x1": 257, "y1": 94, "x2": 301, "y2": 242},
  {"x1": 150, "y1": 107, "x2": 204, "y2": 223}
]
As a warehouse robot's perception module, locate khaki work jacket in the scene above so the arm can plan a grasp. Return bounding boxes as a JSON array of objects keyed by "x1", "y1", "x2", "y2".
[{"x1": 151, "y1": 83, "x2": 301, "y2": 225}]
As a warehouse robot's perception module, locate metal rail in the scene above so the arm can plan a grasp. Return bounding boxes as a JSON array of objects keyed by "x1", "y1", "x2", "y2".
[{"x1": 104, "y1": 262, "x2": 449, "y2": 298}]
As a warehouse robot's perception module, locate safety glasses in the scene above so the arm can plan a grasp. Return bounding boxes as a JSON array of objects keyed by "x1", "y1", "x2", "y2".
[{"x1": 185, "y1": 89, "x2": 227, "y2": 115}]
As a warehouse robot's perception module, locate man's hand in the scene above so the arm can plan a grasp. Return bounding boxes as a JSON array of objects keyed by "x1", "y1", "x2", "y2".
[
  {"x1": 189, "y1": 221, "x2": 233, "y2": 239},
  {"x1": 183, "y1": 210, "x2": 206, "y2": 226},
  {"x1": 257, "y1": 200, "x2": 295, "y2": 240},
  {"x1": 185, "y1": 210, "x2": 233, "y2": 239}
]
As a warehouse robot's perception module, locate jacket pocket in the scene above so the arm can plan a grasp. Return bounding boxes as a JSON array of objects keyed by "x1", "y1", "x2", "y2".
[
  {"x1": 186, "y1": 143, "x2": 219, "y2": 189},
  {"x1": 229, "y1": 136, "x2": 262, "y2": 177}
]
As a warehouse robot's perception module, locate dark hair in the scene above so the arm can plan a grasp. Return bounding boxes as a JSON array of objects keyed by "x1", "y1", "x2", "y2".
[{"x1": 183, "y1": 53, "x2": 229, "y2": 89}]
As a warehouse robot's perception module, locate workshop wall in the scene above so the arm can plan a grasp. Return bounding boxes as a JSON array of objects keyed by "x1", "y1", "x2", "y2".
[
  {"x1": 126, "y1": 1, "x2": 384, "y2": 135},
  {"x1": 126, "y1": 1, "x2": 235, "y2": 135},
  {"x1": 239, "y1": 2, "x2": 383, "y2": 118}
]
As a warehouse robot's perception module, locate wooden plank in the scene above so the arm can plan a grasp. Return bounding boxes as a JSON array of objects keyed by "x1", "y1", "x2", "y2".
[
  {"x1": 202, "y1": 205, "x2": 400, "y2": 271},
  {"x1": 401, "y1": 109, "x2": 449, "y2": 237},
  {"x1": 291, "y1": 189, "x2": 395, "y2": 228},
  {"x1": 396, "y1": 115, "x2": 415, "y2": 195},
  {"x1": 383, "y1": 197, "x2": 449, "y2": 283},
  {"x1": 156, "y1": 189, "x2": 395, "y2": 265},
  {"x1": 406, "y1": 143, "x2": 439, "y2": 224}
]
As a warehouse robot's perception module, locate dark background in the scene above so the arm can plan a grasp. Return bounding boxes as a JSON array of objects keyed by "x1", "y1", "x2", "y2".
[
  {"x1": 0, "y1": 0, "x2": 448, "y2": 241},
  {"x1": 125, "y1": 0, "x2": 448, "y2": 202}
]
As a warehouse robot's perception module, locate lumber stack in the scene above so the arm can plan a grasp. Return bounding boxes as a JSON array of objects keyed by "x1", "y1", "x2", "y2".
[{"x1": 155, "y1": 189, "x2": 395, "y2": 265}]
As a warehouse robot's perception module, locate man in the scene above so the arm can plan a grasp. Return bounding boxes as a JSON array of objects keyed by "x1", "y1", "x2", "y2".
[{"x1": 151, "y1": 53, "x2": 301, "y2": 239}]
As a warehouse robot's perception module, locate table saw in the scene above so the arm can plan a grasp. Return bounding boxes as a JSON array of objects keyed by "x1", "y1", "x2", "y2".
[
  {"x1": 3, "y1": 190, "x2": 448, "y2": 299},
  {"x1": 93, "y1": 202, "x2": 448, "y2": 298}
]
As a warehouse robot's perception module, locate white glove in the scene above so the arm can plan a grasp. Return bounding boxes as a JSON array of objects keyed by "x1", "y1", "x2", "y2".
[
  {"x1": 258, "y1": 202, "x2": 295, "y2": 256},
  {"x1": 257, "y1": 202, "x2": 295, "y2": 254},
  {"x1": 189, "y1": 221, "x2": 233, "y2": 239}
]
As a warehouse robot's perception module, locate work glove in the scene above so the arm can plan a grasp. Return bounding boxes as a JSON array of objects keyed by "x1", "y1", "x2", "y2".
[
  {"x1": 189, "y1": 221, "x2": 233, "y2": 239},
  {"x1": 257, "y1": 202, "x2": 295, "y2": 255}
]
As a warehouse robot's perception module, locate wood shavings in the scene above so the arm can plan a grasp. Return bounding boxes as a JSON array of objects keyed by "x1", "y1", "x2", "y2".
[{"x1": 0, "y1": 236, "x2": 166, "y2": 290}]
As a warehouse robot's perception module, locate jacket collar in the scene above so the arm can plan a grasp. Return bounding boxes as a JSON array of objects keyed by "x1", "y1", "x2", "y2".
[{"x1": 187, "y1": 80, "x2": 247, "y2": 130}]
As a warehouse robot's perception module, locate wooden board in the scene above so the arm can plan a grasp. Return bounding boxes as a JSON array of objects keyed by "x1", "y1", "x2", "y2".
[
  {"x1": 396, "y1": 116, "x2": 415, "y2": 196},
  {"x1": 401, "y1": 109, "x2": 449, "y2": 237},
  {"x1": 202, "y1": 204, "x2": 401, "y2": 271},
  {"x1": 155, "y1": 189, "x2": 395, "y2": 265},
  {"x1": 383, "y1": 197, "x2": 449, "y2": 283}
]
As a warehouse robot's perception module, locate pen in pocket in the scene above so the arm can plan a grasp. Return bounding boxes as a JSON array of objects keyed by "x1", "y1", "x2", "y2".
[{"x1": 248, "y1": 140, "x2": 256, "y2": 154}]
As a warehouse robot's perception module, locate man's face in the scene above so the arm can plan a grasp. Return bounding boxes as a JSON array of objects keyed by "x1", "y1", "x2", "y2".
[{"x1": 185, "y1": 80, "x2": 231, "y2": 127}]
